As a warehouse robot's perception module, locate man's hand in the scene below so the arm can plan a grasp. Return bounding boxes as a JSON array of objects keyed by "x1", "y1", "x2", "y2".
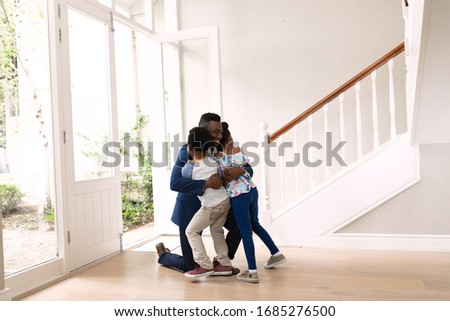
[
  {"x1": 222, "y1": 167, "x2": 244, "y2": 184},
  {"x1": 204, "y1": 173, "x2": 222, "y2": 190}
]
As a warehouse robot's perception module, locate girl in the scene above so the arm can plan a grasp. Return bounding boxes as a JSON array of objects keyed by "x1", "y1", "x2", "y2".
[{"x1": 218, "y1": 122, "x2": 286, "y2": 283}]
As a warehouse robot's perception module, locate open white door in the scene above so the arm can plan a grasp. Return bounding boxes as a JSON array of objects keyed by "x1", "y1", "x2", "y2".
[
  {"x1": 61, "y1": 2, "x2": 122, "y2": 271},
  {"x1": 150, "y1": 27, "x2": 223, "y2": 235}
]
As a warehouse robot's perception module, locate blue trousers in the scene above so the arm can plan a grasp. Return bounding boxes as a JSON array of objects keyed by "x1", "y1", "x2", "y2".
[
  {"x1": 231, "y1": 188, "x2": 279, "y2": 270},
  {"x1": 157, "y1": 227, "x2": 196, "y2": 272},
  {"x1": 158, "y1": 208, "x2": 241, "y2": 272}
]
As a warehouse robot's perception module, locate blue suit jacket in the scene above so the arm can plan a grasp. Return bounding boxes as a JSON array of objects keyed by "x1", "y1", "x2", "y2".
[{"x1": 170, "y1": 144, "x2": 253, "y2": 229}]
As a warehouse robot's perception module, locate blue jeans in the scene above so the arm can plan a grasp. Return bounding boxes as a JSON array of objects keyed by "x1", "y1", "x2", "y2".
[
  {"x1": 158, "y1": 227, "x2": 197, "y2": 272},
  {"x1": 231, "y1": 188, "x2": 279, "y2": 270}
]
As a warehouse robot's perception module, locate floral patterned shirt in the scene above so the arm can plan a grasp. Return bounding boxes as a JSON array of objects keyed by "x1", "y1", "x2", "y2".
[{"x1": 217, "y1": 152, "x2": 255, "y2": 198}]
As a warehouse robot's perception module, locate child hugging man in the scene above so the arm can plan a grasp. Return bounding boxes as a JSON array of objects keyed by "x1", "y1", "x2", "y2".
[
  {"x1": 182, "y1": 126, "x2": 233, "y2": 278},
  {"x1": 219, "y1": 122, "x2": 286, "y2": 283}
]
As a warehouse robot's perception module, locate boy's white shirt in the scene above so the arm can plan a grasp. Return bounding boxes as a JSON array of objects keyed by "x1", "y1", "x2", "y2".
[{"x1": 186, "y1": 157, "x2": 229, "y2": 207}]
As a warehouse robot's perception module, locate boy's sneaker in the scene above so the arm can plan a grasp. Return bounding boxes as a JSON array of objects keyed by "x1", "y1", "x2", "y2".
[
  {"x1": 237, "y1": 270, "x2": 259, "y2": 283},
  {"x1": 184, "y1": 265, "x2": 214, "y2": 278},
  {"x1": 213, "y1": 258, "x2": 240, "y2": 274},
  {"x1": 264, "y1": 254, "x2": 287, "y2": 269},
  {"x1": 212, "y1": 263, "x2": 233, "y2": 276}
]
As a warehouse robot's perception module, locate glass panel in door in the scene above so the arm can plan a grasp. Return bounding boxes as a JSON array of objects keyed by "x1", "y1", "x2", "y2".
[{"x1": 68, "y1": 9, "x2": 113, "y2": 181}]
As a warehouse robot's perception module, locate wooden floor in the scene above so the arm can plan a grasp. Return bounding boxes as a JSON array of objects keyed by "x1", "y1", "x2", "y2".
[{"x1": 20, "y1": 236, "x2": 450, "y2": 301}]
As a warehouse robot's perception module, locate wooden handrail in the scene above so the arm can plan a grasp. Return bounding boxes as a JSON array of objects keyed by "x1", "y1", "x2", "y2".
[{"x1": 269, "y1": 42, "x2": 405, "y2": 143}]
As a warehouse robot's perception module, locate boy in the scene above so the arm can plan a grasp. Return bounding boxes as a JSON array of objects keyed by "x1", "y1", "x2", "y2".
[{"x1": 182, "y1": 127, "x2": 233, "y2": 278}]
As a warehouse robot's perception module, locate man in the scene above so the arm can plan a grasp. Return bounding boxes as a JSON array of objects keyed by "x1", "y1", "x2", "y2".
[{"x1": 156, "y1": 113, "x2": 252, "y2": 274}]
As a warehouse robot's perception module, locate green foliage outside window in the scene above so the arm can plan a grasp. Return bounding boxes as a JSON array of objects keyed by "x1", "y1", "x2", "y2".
[
  {"x1": 120, "y1": 112, "x2": 153, "y2": 231},
  {"x1": 0, "y1": 183, "x2": 24, "y2": 214}
]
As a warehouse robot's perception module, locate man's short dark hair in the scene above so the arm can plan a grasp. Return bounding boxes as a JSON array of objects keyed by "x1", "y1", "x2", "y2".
[{"x1": 198, "y1": 112, "x2": 221, "y2": 127}]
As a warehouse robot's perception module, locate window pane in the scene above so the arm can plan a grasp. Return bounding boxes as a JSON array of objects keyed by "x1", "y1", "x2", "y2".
[
  {"x1": 116, "y1": 0, "x2": 153, "y2": 30},
  {"x1": 178, "y1": 38, "x2": 211, "y2": 122},
  {"x1": 162, "y1": 42, "x2": 182, "y2": 169},
  {"x1": 1, "y1": 0, "x2": 58, "y2": 275},
  {"x1": 93, "y1": 0, "x2": 112, "y2": 8},
  {"x1": 114, "y1": 22, "x2": 154, "y2": 246},
  {"x1": 68, "y1": 9, "x2": 113, "y2": 181}
]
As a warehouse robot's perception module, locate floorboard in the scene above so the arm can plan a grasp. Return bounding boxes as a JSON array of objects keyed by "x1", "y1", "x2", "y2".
[{"x1": 20, "y1": 236, "x2": 450, "y2": 301}]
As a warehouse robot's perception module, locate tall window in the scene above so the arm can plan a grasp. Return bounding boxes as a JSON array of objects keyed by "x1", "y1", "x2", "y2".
[
  {"x1": 114, "y1": 21, "x2": 154, "y2": 242},
  {"x1": 0, "y1": 0, "x2": 57, "y2": 275}
]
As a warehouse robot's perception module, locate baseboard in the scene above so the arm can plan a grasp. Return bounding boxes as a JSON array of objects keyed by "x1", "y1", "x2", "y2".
[
  {"x1": 0, "y1": 288, "x2": 11, "y2": 301},
  {"x1": 307, "y1": 233, "x2": 450, "y2": 252}
]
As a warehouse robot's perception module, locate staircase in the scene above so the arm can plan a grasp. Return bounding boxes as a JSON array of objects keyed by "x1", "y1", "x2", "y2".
[
  {"x1": 269, "y1": 134, "x2": 419, "y2": 247},
  {"x1": 258, "y1": 43, "x2": 421, "y2": 248}
]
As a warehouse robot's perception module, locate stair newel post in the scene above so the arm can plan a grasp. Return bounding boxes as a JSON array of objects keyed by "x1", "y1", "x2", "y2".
[
  {"x1": 388, "y1": 59, "x2": 397, "y2": 140},
  {"x1": 339, "y1": 93, "x2": 346, "y2": 162},
  {"x1": 259, "y1": 122, "x2": 271, "y2": 227},
  {"x1": 371, "y1": 70, "x2": 380, "y2": 150},
  {"x1": 355, "y1": 81, "x2": 363, "y2": 159}
]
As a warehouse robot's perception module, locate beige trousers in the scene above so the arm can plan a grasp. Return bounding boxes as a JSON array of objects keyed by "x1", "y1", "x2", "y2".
[{"x1": 186, "y1": 198, "x2": 231, "y2": 269}]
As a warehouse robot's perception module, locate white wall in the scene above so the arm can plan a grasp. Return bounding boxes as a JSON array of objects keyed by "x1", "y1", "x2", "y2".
[
  {"x1": 408, "y1": 0, "x2": 450, "y2": 144},
  {"x1": 177, "y1": 0, "x2": 404, "y2": 190},
  {"x1": 339, "y1": 143, "x2": 450, "y2": 235}
]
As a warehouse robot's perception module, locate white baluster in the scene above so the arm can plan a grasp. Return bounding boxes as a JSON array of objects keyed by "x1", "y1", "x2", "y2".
[
  {"x1": 371, "y1": 70, "x2": 380, "y2": 150},
  {"x1": 308, "y1": 115, "x2": 315, "y2": 189},
  {"x1": 324, "y1": 104, "x2": 330, "y2": 179},
  {"x1": 339, "y1": 93, "x2": 346, "y2": 161},
  {"x1": 278, "y1": 135, "x2": 285, "y2": 205},
  {"x1": 388, "y1": 59, "x2": 397, "y2": 140},
  {"x1": 293, "y1": 124, "x2": 300, "y2": 198},
  {"x1": 259, "y1": 122, "x2": 271, "y2": 226},
  {"x1": 355, "y1": 82, "x2": 363, "y2": 159}
]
